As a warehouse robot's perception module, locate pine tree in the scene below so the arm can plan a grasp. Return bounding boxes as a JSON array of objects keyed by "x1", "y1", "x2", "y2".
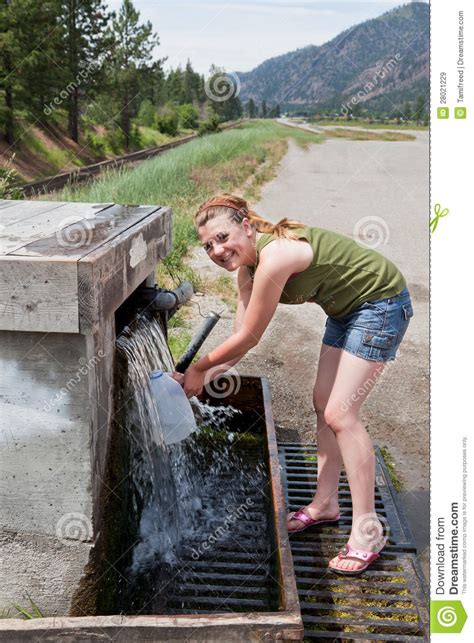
[
  {"x1": 401, "y1": 100, "x2": 412, "y2": 121},
  {"x1": 205, "y1": 66, "x2": 242, "y2": 122},
  {"x1": 107, "y1": 0, "x2": 160, "y2": 149},
  {"x1": 246, "y1": 98, "x2": 256, "y2": 118},
  {"x1": 1, "y1": 0, "x2": 63, "y2": 142},
  {"x1": 0, "y1": 1, "x2": 18, "y2": 144},
  {"x1": 413, "y1": 94, "x2": 426, "y2": 124},
  {"x1": 60, "y1": 0, "x2": 112, "y2": 142},
  {"x1": 181, "y1": 59, "x2": 201, "y2": 105},
  {"x1": 165, "y1": 67, "x2": 185, "y2": 104}
]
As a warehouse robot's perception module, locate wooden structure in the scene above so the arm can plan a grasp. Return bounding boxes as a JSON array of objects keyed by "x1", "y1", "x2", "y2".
[{"x1": 0, "y1": 199, "x2": 172, "y2": 615}]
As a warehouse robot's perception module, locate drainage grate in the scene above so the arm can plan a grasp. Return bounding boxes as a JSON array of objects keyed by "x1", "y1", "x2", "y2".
[
  {"x1": 163, "y1": 444, "x2": 277, "y2": 615},
  {"x1": 279, "y1": 442, "x2": 429, "y2": 641}
]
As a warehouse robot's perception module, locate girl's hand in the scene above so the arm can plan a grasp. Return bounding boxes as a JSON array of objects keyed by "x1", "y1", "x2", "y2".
[
  {"x1": 183, "y1": 364, "x2": 206, "y2": 398},
  {"x1": 171, "y1": 371, "x2": 185, "y2": 386}
]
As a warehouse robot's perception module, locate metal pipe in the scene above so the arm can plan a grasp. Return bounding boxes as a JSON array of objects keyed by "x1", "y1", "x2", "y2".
[
  {"x1": 175, "y1": 312, "x2": 221, "y2": 373},
  {"x1": 131, "y1": 282, "x2": 194, "y2": 313},
  {"x1": 153, "y1": 282, "x2": 194, "y2": 311}
]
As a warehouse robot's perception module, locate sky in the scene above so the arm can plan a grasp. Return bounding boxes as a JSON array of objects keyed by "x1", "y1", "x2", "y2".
[{"x1": 107, "y1": 1, "x2": 425, "y2": 76}]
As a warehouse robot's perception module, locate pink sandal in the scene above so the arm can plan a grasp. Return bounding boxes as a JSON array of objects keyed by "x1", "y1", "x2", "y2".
[
  {"x1": 329, "y1": 541, "x2": 386, "y2": 576},
  {"x1": 287, "y1": 507, "x2": 341, "y2": 534}
]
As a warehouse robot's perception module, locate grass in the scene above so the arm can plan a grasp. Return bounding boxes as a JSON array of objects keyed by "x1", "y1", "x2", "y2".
[
  {"x1": 0, "y1": 594, "x2": 44, "y2": 620},
  {"x1": 22, "y1": 128, "x2": 83, "y2": 174},
  {"x1": 379, "y1": 445, "x2": 404, "y2": 492},
  {"x1": 167, "y1": 309, "x2": 193, "y2": 363},
  {"x1": 204, "y1": 274, "x2": 238, "y2": 312},
  {"x1": 311, "y1": 119, "x2": 429, "y2": 130},
  {"x1": 318, "y1": 128, "x2": 416, "y2": 142}
]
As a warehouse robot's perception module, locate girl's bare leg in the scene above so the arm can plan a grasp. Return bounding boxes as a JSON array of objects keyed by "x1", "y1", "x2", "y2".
[
  {"x1": 323, "y1": 350, "x2": 386, "y2": 572},
  {"x1": 287, "y1": 345, "x2": 343, "y2": 531}
]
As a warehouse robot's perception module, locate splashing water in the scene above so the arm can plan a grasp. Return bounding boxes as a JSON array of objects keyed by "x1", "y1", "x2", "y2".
[
  {"x1": 116, "y1": 315, "x2": 181, "y2": 570},
  {"x1": 113, "y1": 312, "x2": 268, "y2": 614}
]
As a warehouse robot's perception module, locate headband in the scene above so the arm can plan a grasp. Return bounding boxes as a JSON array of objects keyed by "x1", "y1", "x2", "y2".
[{"x1": 196, "y1": 197, "x2": 249, "y2": 217}]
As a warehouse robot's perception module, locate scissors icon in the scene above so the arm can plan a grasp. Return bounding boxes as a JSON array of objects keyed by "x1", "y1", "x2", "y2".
[{"x1": 430, "y1": 203, "x2": 449, "y2": 233}]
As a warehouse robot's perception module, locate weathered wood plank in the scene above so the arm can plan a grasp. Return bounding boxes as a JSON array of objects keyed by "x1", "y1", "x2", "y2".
[
  {"x1": 0, "y1": 257, "x2": 79, "y2": 332},
  {"x1": 10, "y1": 204, "x2": 159, "y2": 260},
  {"x1": 0, "y1": 612, "x2": 304, "y2": 639},
  {"x1": 0, "y1": 203, "x2": 172, "y2": 333},
  {"x1": 1, "y1": 202, "x2": 113, "y2": 255},
  {"x1": 0, "y1": 200, "x2": 67, "y2": 226},
  {"x1": 78, "y1": 206, "x2": 172, "y2": 333},
  {"x1": 0, "y1": 200, "x2": 69, "y2": 226},
  {"x1": 0, "y1": 199, "x2": 23, "y2": 210}
]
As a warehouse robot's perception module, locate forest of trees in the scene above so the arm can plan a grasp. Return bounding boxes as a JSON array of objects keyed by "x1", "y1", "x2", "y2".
[{"x1": 0, "y1": 0, "x2": 252, "y2": 156}]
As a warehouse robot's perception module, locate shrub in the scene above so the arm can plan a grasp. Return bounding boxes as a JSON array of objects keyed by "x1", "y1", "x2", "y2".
[
  {"x1": 137, "y1": 99, "x2": 156, "y2": 127},
  {"x1": 178, "y1": 103, "x2": 199, "y2": 130},
  {"x1": 155, "y1": 107, "x2": 179, "y2": 136},
  {"x1": 0, "y1": 157, "x2": 23, "y2": 199},
  {"x1": 105, "y1": 127, "x2": 126, "y2": 155},
  {"x1": 85, "y1": 133, "x2": 106, "y2": 160},
  {"x1": 198, "y1": 110, "x2": 221, "y2": 136},
  {"x1": 129, "y1": 124, "x2": 142, "y2": 150}
]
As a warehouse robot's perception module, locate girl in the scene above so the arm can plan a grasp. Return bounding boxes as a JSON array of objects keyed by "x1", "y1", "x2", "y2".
[{"x1": 174, "y1": 192, "x2": 413, "y2": 575}]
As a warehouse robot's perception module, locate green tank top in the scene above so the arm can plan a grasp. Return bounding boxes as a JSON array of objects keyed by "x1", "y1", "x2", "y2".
[{"x1": 247, "y1": 226, "x2": 406, "y2": 318}]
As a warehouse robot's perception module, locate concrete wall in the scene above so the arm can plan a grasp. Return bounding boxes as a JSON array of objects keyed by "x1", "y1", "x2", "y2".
[{"x1": 0, "y1": 330, "x2": 98, "y2": 614}]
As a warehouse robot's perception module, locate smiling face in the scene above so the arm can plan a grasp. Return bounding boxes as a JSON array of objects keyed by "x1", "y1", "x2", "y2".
[{"x1": 198, "y1": 214, "x2": 256, "y2": 271}]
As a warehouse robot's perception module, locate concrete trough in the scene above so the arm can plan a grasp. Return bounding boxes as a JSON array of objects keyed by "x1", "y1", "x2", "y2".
[{"x1": 1, "y1": 376, "x2": 303, "y2": 640}]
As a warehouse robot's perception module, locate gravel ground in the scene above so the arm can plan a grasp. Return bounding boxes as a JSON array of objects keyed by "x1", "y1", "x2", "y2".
[{"x1": 185, "y1": 127, "x2": 429, "y2": 576}]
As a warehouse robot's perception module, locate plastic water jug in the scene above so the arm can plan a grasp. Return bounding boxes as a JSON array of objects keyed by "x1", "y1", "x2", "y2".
[{"x1": 149, "y1": 370, "x2": 198, "y2": 445}]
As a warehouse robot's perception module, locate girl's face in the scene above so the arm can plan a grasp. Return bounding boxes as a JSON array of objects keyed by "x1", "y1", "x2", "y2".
[{"x1": 198, "y1": 215, "x2": 255, "y2": 271}]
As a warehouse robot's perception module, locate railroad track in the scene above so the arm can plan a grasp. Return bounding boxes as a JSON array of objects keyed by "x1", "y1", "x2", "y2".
[{"x1": 21, "y1": 120, "x2": 244, "y2": 197}]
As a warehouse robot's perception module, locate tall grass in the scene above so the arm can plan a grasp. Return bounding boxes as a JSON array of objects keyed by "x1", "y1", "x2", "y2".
[
  {"x1": 55, "y1": 120, "x2": 320, "y2": 286},
  {"x1": 58, "y1": 120, "x2": 318, "y2": 205},
  {"x1": 320, "y1": 128, "x2": 416, "y2": 141}
]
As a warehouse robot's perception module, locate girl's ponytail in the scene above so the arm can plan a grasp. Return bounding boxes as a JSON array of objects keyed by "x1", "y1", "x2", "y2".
[{"x1": 194, "y1": 193, "x2": 305, "y2": 240}]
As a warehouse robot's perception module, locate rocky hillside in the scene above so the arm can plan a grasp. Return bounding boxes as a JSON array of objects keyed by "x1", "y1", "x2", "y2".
[{"x1": 237, "y1": 2, "x2": 429, "y2": 112}]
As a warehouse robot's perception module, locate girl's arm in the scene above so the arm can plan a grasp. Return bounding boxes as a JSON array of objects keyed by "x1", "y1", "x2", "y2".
[
  {"x1": 195, "y1": 266, "x2": 253, "y2": 379},
  {"x1": 183, "y1": 241, "x2": 304, "y2": 395}
]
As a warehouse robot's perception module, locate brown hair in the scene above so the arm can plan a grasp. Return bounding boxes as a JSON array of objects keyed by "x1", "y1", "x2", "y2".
[{"x1": 194, "y1": 193, "x2": 305, "y2": 240}]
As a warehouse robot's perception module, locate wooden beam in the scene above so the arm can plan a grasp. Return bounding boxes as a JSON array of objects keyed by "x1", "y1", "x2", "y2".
[
  {"x1": 0, "y1": 256, "x2": 79, "y2": 332},
  {"x1": 78, "y1": 207, "x2": 172, "y2": 334}
]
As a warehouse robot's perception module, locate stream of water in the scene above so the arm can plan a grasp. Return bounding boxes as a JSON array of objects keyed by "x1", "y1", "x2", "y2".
[{"x1": 113, "y1": 313, "x2": 271, "y2": 614}]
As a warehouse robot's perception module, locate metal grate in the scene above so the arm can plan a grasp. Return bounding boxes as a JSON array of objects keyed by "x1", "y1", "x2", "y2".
[
  {"x1": 278, "y1": 442, "x2": 429, "y2": 641},
  {"x1": 164, "y1": 445, "x2": 277, "y2": 615}
]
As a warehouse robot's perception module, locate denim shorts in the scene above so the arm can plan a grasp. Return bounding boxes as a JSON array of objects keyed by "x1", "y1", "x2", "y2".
[{"x1": 322, "y1": 287, "x2": 414, "y2": 362}]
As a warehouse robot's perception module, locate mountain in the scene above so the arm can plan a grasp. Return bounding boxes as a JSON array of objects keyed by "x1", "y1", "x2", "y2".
[{"x1": 236, "y1": 2, "x2": 429, "y2": 113}]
